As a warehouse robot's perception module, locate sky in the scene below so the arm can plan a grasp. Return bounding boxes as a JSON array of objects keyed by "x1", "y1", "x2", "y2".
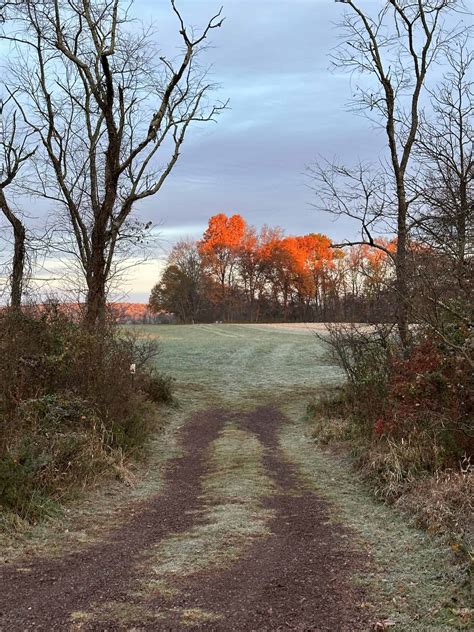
[
  {"x1": 120, "y1": 0, "x2": 387, "y2": 300},
  {"x1": 1, "y1": 0, "x2": 471, "y2": 302},
  {"x1": 134, "y1": 0, "x2": 384, "y2": 233}
]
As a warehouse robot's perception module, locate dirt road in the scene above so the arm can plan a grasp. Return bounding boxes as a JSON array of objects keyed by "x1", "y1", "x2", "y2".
[
  {"x1": 0, "y1": 407, "x2": 371, "y2": 631},
  {"x1": 1, "y1": 324, "x2": 465, "y2": 631}
]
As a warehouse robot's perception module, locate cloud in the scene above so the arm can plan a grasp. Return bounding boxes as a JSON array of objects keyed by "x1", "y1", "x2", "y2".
[{"x1": 11, "y1": 0, "x2": 462, "y2": 302}]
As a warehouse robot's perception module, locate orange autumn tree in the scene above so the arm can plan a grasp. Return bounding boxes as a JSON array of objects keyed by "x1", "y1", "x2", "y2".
[
  {"x1": 260, "y1": 232, "x2": 333, "y2": 319},
  {"x1": 260, "y1": 235, "x2": 299, "y2": 317},
  {"x1": 297, "y1": 233, "x2": 334, "y2": 316},
  {"x1": 199, "y1": 213, "x2": 247, "y2": 318},
  {"x1": 361, "y1": 239, "x2": 396, "y2": 299},
  {"x1": 236, "y1": 225, "x2": 267, "y2": 321}
]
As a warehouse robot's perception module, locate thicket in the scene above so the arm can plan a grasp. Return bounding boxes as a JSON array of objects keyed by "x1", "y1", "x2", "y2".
[
  {"x1": 0, "y1": 306, "x2": 172, "y2": 527},
  {"x1": 314, "y1": 322, "x2": 473, "y2": 557}
]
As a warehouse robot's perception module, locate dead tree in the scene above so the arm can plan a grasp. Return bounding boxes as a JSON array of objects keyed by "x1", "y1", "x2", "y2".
[
  {"x1": 313, "y1": 0, "x2": 462, "y2": 347},
  {"x1": 3, "y1": 0, "x2": 225, "y2": 326}
]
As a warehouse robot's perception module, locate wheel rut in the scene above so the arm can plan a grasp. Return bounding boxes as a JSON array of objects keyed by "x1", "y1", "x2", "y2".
[
  {"x1": 0, "y1": 407, "x2": 372, "y2": 631},
  {"x1": 144, "y1": 407, "x2": 371, "y2": 631},
  {"x1": 0, "y1": 410, "x2": 226, "y2": 631}
]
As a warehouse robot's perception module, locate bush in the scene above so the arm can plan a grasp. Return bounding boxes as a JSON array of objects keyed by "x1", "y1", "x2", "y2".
[
  {"x1": 0, "y1": 307, "x2": 173, "y2": 525},
  {"x1": 0, "y1": 395, "x2": 110, "y2": 521},
  {"x1": 314, "y1": 324, "x2": 473, "y2": 550},
  {"x1": 138, "y1": 370, "x2": 174, "y2": 405}
]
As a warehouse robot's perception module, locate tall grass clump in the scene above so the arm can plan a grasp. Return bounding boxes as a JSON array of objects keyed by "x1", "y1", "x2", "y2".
[
  {"x1": 0, "y1": 305, "x2": 173, "y2": 526},
  {"x1": 314, "y1": 323, "x2": 473, "y2": 556}
]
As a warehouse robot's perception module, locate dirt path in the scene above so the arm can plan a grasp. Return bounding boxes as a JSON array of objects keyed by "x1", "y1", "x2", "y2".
[
  {"x1": 0, "y1": 410, "x2": 225, "y2": 630},
  {"x1": 153, "y1": 407, "x2": 371, "y2": 632},
  {"x1": 0, "y1": 407, "x2": 371, "y2": 631}
]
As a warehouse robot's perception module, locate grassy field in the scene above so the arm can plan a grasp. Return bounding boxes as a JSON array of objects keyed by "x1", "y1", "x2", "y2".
[{"x1": 135, "y1": 323, "x2": 342, "y2": 413}]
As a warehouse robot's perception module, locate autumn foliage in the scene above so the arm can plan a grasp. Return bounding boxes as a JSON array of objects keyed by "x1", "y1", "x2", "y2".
[{"x1": 150, "y1": 213, "x2": 396, "y2": 323}]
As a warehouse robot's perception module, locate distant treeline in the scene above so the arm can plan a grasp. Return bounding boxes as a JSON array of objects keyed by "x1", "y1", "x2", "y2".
[
  {"x1": 148, "y1": 213, "x2": 407, "y2": 323},
  {"x1": 1, "y1": 302, "x2": 175, "y2": 325}
]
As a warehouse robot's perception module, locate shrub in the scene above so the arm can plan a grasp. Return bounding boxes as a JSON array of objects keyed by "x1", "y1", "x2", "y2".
[
  {"x1": 0, "y1": 307, "x2": 173, "y2": 525},
  {"x1": 0, "y1": 395, "x2": 110, "y2": 521},
  {"x1": 314, "y1": 324, "x2": 473, "y2": 550},
  {"x1": 138, "y1": 370, "x2": 174, "y2": 405}
]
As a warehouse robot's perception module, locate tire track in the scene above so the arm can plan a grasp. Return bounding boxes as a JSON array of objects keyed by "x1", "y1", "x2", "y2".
[
  {"x1": 136, "y1": 407, "x2": 372, "y2": 631},
  {"x1": 0, "y1": 407, "x2": 372, "y2": 631},
  {"x1": 0, "y1": 410, "x2": 226, "y2": 631}
]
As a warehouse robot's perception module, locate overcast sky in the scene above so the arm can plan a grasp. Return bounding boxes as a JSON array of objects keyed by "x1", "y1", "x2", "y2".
[
  {"x1": 117, "y1": 0, "x2": 388, "y2": 299},
  {"x1": 2, "y1": 1, "x2": 471, "y2": 302},
  {"x1": 134, "y1": 0, "x2": 383, "y2": 239}
]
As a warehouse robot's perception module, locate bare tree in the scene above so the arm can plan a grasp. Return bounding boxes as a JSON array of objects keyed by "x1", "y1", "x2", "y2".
[
  {"x1": 309, "y1": 160, "x2": 395, "y2": 260},
  {"x1": 404, "y1": 40, "x2": 473, "y2": 363},
  {"x1": 0, "y1": 95, "x2": 35, "y2": 308},
  {"x1": 3, "y1": 0, "x2": 225, "y2": 326},
  {"x1": 312, "y1": 0, "x2": 462, "y2": 347},
  {"x1": 413, "y1": 40, "x2": 473, "y2": 287}
]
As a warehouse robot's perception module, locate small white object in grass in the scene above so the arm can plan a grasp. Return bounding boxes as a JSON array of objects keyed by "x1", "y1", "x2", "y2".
[{"x1": 130, "y1": 363, "x2": 136, "y2": 375}]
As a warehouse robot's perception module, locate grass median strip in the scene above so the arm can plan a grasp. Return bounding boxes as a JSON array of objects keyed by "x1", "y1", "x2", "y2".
[{"x1": 141, "y1": 423, "x2": 275, "y2": 592}]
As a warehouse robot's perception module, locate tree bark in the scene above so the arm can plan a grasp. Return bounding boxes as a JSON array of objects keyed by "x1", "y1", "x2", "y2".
[
  {"x1": 0, "y1": 189, "x2": 26, "y2": 309},
  {"x1": 85, "y1": 230, "x2": 108, "y2": 327},
  {"x1": 395, "y1": 195, "x2": 410, "y2": 349}
]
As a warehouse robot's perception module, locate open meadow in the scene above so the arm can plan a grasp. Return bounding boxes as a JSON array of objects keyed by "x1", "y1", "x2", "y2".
[{"x1": 135, "y1": 323, "x2": 344, "y2": 412}]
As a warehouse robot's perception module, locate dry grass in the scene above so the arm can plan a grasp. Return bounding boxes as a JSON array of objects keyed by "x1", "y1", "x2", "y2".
[
  {"x1": 396, "y1": 470, "x2": 473, "y2": 551},
  {"x1": 280, "y1": 417, "x2": 473, "y2": 631},
  {"x1": 178, "y1": 607, "x2": 222, "y2": 626},
  {"x1": 70, "y1": 601, "x2": 166, "y2": 629},
  {"x1": 0, "y1": 402, "x2": 184, "y2": 563},
  {"x1": 308, "y1": 389, "x2": 473, "y2": 561}
]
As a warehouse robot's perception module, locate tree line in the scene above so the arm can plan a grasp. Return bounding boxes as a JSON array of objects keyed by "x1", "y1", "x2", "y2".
[{"x1": 149, "y1": 214, "x2": 400, "y2": 323}]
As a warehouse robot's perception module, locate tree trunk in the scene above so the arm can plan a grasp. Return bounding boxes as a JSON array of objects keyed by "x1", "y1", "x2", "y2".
[
  {"x1": 0, "y1": 189, "x2": 26, "y2": 310},
  {"x1": 457, "y1": 179, "x2": 468, "y2": 288},
  {"x1": 395, "y1": 192, "x2": 410, "y2": 349},
  {"x1": 85, "y1": 273, "x2": 107, "y2": 327},
  {"x1": 85, "y1": 229, "x2": 108, "y2": 328}
]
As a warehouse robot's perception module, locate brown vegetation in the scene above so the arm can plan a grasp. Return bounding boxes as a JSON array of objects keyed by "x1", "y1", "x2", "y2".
[
  {"x1": 0, "y1": 305, "x2": 172, "y2": 527},
  {"x1": 312, "y1": 323, "x2": 473, "y2": 559}
]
